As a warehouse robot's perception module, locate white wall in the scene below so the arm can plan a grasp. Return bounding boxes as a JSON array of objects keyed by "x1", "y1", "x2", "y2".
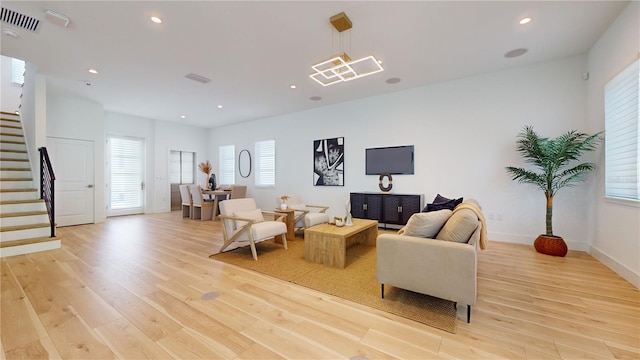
[
  {"x1": 209, "y1": 55, "x2": 595, "y2": 250},
  {"x1": 0, "y1": 55, "x2": 22, "y2": 113},
  {"x1": 586, "y1": 2, "x2": 640, "y2": 288}
]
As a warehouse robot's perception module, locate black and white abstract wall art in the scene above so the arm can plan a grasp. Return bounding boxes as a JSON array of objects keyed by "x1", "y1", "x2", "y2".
[{"x1": 313, "y1": 137, "x2": 344, "y2": 186}]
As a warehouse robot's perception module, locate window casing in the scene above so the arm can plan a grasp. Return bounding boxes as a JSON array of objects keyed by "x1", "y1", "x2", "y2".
[
  {"x1": 604, "y1": 59, "x2": 639, "y2": 202},
  {"x1": 219, "y1": 145, "x2": 235, "y2": 185},
  {"x1": 255, "y1": 139, "x2": 275, "y2": 188},
  {"x1": 11, "y1": 58, "x2": 25, "y2": 85},
  {"x1": 169, "y1": 151, "x2": 194, "y2": 184}
]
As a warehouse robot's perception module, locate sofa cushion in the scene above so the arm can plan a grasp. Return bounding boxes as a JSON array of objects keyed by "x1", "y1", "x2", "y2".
[
  {"x1": 436, "y1": 208, "x2": 478, "y2": 243},
  {"x1": 402, "y1": 210, "x2": 452, "y2": 238},
  {"x1": 234, "y1": 209, "x2": 264, "y2": 229},
  {"x1": 424, "y1": 194, "x2": 463, "y2": 212}
]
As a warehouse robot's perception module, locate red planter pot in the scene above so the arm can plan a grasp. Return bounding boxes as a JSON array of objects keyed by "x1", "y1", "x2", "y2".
[{"x1": 534, "y1": 234, "x2": 568, "y2": 257}]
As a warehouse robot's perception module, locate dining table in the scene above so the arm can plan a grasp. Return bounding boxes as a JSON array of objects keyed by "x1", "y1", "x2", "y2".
[{"x1": 202, "y1": 189, "x2": 231, "y2": 219}]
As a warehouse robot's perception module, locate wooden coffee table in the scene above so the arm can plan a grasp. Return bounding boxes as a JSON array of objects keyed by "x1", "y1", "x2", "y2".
[{"x1": 304, "y1": 218, "x2": 378, "y2": 269}]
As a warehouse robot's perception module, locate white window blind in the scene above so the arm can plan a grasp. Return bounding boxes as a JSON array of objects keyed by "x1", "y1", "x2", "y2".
[
  {"x1": 219, "y1": 145, "x2": 235, "y2": 185},
  {"x1": 255, "y1": 139, "x2": 275, "y2": 187},
  {"x1": 11, "y1": 58, "x2": 25, "y2": 85},
  {"x1": 605, "y1": 59, "x2": 640, "y2": 201},
  {"x1": 169, "y1": 150, "x2": 194, "y2": 184},
  {"x1": 109, "y1": 136, "x2": 144, "y2": 211}
]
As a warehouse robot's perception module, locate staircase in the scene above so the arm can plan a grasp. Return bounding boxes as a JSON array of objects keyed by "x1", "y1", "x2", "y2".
[{"x1": 0, "y1": 111, "x2": 60, "y2": 257}]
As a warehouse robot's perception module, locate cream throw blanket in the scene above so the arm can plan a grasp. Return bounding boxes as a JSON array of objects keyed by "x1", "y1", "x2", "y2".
[{"x1": 452, "y1": 202, "x2": 488, "y2": 250}]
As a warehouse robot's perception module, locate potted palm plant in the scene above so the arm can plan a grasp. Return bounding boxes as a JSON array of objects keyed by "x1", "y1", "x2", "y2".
[{"x1": 506, "y1": 126, "x2": 603, "y2": 257}]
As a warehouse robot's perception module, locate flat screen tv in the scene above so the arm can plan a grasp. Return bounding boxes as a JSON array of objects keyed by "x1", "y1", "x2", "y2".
[{"x1": 365, "y1": 145, "x2": 414, "y2": 175}]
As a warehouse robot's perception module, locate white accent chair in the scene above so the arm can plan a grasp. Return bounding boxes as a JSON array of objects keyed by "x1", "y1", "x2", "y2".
[
  {"x1": 219, "y1": 198, "x2": 287, "y2": 260},
  {"x1": 179, "y1": 184, "x2": 193, "y2": 218},
  {"x1": 190, "y1": 185, "x2": 214, "y2": 220},
  {"x1": 279, "y1": 194, "x2": 329, "y2": 230}
]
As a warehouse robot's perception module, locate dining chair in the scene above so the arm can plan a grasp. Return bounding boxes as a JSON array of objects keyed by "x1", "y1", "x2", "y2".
[
  {"x1": 179, "y1": 184, "x2": 193, "y2": 218},
  {"x1": 229, "y1": 185, "x2": 247, "y2": 199},
  {"x1": 219, "y1": 198, "x2": 287, "y2": 260},
  {"x1": 190, "y1": 185, "x2": 214, "y2": 220}
]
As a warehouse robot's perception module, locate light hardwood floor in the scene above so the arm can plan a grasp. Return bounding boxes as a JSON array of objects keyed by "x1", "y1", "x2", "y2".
[{"x1": 1, "y1": 211, "x2": 638, "y2": 359}]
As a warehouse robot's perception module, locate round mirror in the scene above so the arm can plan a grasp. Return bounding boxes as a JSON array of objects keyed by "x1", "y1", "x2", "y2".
[{"x1": 238, "y1": 149, "x2": 251, "y2": 178}]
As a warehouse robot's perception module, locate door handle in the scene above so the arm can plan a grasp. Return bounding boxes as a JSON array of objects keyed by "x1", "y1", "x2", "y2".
[{"x1": 86, "y1": 184, "x2": 94, "y2": 188}]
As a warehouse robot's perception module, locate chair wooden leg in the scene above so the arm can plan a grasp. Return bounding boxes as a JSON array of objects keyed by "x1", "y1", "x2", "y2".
[{"x1": 281, "y1": 233, "x2": 288, "y2": 250}]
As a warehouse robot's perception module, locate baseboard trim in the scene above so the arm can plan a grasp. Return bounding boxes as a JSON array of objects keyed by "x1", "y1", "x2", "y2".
[
  {"x1": 487, "y1": 232, "x2": 588, "y2": 251},
  {"x1": 589, "y1": 246, "x2": 640, "y2": 288}
]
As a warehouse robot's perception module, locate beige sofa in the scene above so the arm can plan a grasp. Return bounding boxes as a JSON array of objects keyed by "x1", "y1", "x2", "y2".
[{"x1": 376, "y1": 200, "x2": 485, "y2": 322}]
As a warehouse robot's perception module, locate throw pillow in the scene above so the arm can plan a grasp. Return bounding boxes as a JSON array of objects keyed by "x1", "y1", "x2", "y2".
[
  {"x1": 234, "y1": 209, "x2": 265, "y2": 229},
  {"x1": 436, "y1": 209, "x2": 478, "y2": 243},
  {"x1": 423, "y1": 194, "x2": 463, "y2": 212},
  {"x1": 402, "y1": 210, "x2": 453, "y2": 238}
]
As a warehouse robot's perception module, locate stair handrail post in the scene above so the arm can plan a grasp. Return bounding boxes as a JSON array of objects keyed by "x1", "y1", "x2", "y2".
[{"x1": 38, "y1": 147, "x2": 56, "y2": 237}]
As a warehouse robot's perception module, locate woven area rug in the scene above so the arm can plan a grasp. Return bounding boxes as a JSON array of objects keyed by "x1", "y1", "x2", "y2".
[{"x1": 209, "y1": 239, "x2": 457, "y2": 333}]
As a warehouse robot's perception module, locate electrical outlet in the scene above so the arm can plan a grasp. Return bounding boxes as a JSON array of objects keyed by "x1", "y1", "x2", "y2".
[
  {"x1": 496, "y1": 213, "x2": 503, "y2": 221},
  {"x1": 488, "y1": 213, "x2": 495, "y2": 220}
]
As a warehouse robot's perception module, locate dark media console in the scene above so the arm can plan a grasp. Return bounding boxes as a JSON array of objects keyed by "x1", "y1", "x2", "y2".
[{"x1": 350, "y1": 192, "x2": 424, "y2": 227}]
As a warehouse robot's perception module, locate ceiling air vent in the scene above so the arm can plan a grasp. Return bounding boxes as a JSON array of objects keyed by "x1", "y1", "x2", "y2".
[
  {"x1": 1, "y1": 7, "x2": 40, "y2": 32},
  {"x1": 185, "y1": 73, "x2": 212, "y2": 84}
]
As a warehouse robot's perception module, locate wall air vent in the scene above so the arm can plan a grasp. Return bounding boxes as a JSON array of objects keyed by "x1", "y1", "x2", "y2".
[
  {"x1": 1, "y1": 7, "x2": 40, "y2": 32},
  {"x1": 184, "y1": 73, "x2": 212, "y2": 84}
]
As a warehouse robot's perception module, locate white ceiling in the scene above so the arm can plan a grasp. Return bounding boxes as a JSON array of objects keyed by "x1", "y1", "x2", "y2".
[{"x1": 0, "y1": 1, "x2": 629, "y2": 128}]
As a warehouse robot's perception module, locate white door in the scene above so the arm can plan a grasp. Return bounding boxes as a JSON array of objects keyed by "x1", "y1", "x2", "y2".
[
  {"x1": 47, "y1": 137, "x2": 95, "y2": 226},
  {"x1": 106, "y1": 135, "x2": 145, "y2": 216}
]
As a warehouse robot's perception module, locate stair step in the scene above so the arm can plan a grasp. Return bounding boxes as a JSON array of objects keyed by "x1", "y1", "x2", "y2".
[
  {"x1": 0, "y1": 133, "x2": 23, "y2": 138},
  {"x1": 0, "y1": 170, "x2": 31, "y2": 178},
  {"x1": 0, "y1": 188, "x2": 37, "y2": 192},
  {"x1": 0, "y1": 139, "x2": 25, "y2": 145},
  {"x1": 0, "y1": 124, "x2": 21, "y2": 130},
  {"x1": 0, "y1": 236, "x2": 60, "y2": 248},
  {"x1": 0, "y1": 158, "x2": 29, "y2": 162},
  {"x1": 1, "y1": 200, "x2": 46, "y2": 213},
  {"x1": 0, "y1": 237, "x2": 61, "y2": 257},
  {"x1": 0, "y1": 210, "x2": 48, "y2": 218},
  {"x1": 0, "y1": 178, "x2": 32, "y2": 181},
  {"x1": 1, "y1": 222, "x2": 50, "y2": 232},
  {"x1": 0, "y1": 212, "x2": 49, "y2": 227},
  {"x1": 0, "y1": 190, "x2": 39, "y2": 201}
]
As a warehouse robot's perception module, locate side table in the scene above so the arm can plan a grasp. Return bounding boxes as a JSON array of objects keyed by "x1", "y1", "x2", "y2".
[{"x1": 274, "y1": 208, "x2": 295, "y2": 243}]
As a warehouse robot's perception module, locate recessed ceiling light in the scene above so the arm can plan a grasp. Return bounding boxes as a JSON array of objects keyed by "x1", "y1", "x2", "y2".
[
  {"x1": 151, "y1": 16, "x2": 162, "y2": 24},
  {"x1": 290, "y1": 84, "x2": 297, "y2": 89},
  {"x1": 310, "y1": 96, "x2": 322, "y2": 101},
  {"x1": 3, "y1": 29, "x2": 19, "y2": 37},
  {"x1": 385, "y1": 77, "x2": 401, "y2": 84},
  {"x1": 180, "y1": 115, "x2": 186, "y2": 119},
  {"x1": 88, "y1": 69, "x2": 98, "y2": 74},
  {"x1": 519, "y1": 17, "x2": 532, "y2": 25},
  {"x1": 217, "y1": 105, "x2": 223, "y2": 109},
  {"x1": 504, "y1": 48, "x2": 528, "y2": 58}
]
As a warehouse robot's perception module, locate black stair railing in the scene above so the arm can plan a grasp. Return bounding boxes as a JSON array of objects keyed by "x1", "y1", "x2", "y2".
[{"x1": 38, "y1": 147, "x2": 56, "y2": 237}]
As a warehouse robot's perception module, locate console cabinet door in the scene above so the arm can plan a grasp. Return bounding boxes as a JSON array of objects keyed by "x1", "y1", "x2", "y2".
[
  {"x1": 399, "y1": 194, "x2": 422, "y2": 224},
  {"x1": 382, "y1": 195, "x2": 401, "y2": 224},
  {"x1": 350, "y1": 193, "x2": 381, "y2": 220}
]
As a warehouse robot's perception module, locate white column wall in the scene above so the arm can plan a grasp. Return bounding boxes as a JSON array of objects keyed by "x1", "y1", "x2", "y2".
[
  {"x1": 586, "y1": 2, "x2": 640, "y2": 288},
  {"x1": 46, "y1": 94, "x2": 106, "y2": 222},
  {"x1": 208, "y1": 55, "x2": 593, "y2": 250}
]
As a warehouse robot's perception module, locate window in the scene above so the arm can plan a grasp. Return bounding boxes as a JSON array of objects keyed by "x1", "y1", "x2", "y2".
[
  {"x1": 11, "y1": 58, "x2": 25, "y2": 85},
  {"x1": 255, "y1": 139, "x2": 275, "y2": 187},
  {"x1": 107, "y1": 135, "x2": 145, "y2": 215},
  {"x1": 169, "y1": 150, "x2": 194, "y2": 184},
  {"x1": 219, "y1": 145, "x2": 235, "y2": 185},
  {"x1": 605, "y1": 59, "x2": 639, "y2": 202}
]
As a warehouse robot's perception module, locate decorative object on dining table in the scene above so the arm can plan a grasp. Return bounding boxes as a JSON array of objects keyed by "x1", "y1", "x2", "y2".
[
  {"x1": 280, "y1": 195, "x2": 289, "y2": 210},
  {"x1": 198, "y1": 160, "x2": 213, "y2": 189},
  {"x1": 345, "y1": 198, "x2": 353, "y2": 226},
  {"x1": 208, "y1": 173, "x2": 216, "y2": 190}
]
